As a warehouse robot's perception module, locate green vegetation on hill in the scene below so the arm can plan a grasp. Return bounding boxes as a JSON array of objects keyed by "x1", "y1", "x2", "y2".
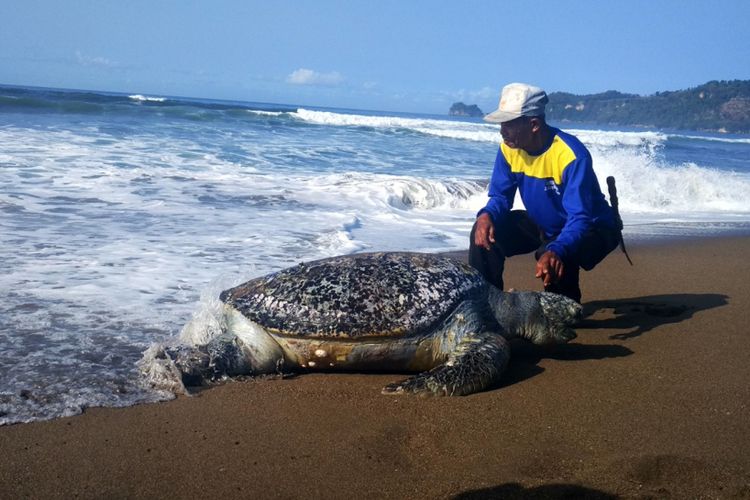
[{"x1": 545, "y1": 80, "x2": 750, "y2": 133}]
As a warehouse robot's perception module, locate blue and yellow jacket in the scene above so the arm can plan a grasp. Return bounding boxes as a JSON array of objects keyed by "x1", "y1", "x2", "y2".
[{"x1": 480, "y1": 127, "x2": 616, "y2": 262}]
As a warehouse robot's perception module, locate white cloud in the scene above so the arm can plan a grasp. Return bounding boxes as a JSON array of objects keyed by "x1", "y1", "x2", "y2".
[
  {"x1": 471, "y1": 86, "x2": 499, "y2": 102},
  {"x1": 287, "y1": 68, "x2": 343, "y2": 86},
  {"x1": 451, "y1": 86, "x2": 498, "y2": 104},
  {"x1": 75, "y1": 50, "x2": 117, "y2": 68}
]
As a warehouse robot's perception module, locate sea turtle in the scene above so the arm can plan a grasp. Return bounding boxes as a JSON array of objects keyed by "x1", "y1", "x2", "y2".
[{"x1": 150, "y1": 252, "x2": 581, "y2": 396}]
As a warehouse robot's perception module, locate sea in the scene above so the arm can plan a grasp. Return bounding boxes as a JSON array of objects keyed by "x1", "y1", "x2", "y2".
[{"x1": 2, "y1": 84, "x2": 750, "y2": 425}]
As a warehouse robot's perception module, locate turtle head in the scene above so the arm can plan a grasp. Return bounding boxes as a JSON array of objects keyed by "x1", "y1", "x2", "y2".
[
  {"x1": 533, "y1": 291, "x2": 582, "y2": 344},
  {"x1": 488, "y1": 288, "x2": 581, "y2": 345}
]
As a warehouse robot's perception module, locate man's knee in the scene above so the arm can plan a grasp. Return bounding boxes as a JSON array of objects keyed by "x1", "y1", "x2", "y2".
[
  {"x1": 578, "y1": 226, "x2": 621, "y2": 271},
  {"x1": 468, "y1": 220, "x2": 505, "y2": 290}
]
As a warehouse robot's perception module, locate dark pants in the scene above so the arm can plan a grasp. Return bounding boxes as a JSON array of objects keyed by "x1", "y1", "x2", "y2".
[{"x1": 469, "y1": 210, "x2": 620, "y2": 303}]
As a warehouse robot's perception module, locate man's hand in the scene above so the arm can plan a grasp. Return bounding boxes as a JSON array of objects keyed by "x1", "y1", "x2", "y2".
[
  {"x1": 474, "y1": 213, "x2": 495, "y2": 251},
  {"x1": 535, "y1": 250, "x2": 564, "y2": 286}
]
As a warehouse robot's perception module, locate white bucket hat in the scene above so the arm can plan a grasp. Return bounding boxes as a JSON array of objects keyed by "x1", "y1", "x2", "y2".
[{"x1": 484, "y1": 83, "x2": 548, "y2": 123}]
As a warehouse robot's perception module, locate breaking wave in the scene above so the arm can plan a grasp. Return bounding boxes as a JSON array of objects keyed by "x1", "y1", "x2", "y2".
[{"x1": 129, "y1": 94, "x2": 167, "y2": 103}]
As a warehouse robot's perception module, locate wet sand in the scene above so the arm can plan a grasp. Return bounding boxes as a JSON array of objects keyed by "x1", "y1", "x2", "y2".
[{"x1": 1, "y1": 237, "x2": 749, "y2": 499}]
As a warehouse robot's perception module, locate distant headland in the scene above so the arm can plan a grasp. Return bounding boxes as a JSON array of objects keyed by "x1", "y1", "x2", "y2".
[
  {"x1": 546, "y1": 80, "x2": 750, "y2": 133},
  {"x1": 451, "y1": 80, "x2": 750, "y2": 133},
  {"x1": 449, "y1": 102, "x2": 484, "y2": 117}
]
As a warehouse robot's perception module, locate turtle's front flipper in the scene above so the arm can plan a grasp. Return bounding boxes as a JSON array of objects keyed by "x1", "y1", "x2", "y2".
[{"x1": 382, "y1": 333, "x2": 509, "y2": 397}]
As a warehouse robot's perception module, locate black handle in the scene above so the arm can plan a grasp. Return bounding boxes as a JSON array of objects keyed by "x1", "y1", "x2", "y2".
[
  {"x1": 606, "y1": 176, "x2": 623, "y2": 231},
  {"x1": 606, "y1": 176, "x2": 632, "y2": 265}
]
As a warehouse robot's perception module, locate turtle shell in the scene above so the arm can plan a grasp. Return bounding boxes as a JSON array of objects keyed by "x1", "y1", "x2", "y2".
[{"x1": 220, "y1": 252, "x2": 484, "y2": 338}]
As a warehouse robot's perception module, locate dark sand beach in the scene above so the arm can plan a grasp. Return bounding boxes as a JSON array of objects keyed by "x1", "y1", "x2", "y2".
[{"x1": 1, "y1": 237, "x2": 749, "y2": 499}]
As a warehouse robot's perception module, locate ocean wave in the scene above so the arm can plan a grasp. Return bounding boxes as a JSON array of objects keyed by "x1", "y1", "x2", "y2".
[
  {"x1": 292, "y1": 108, "x2": 499, "y2": 142},
  {"x1": 299, "y1": 172, "x2": 487, "y2": 211},
  {"x1": 295, "y1": 152, "x2": 750, "y2": 218},
  {"x1": 382, "y1": 177, "x2": 488, "y2": 210},
  {"x1": 295, "y1": 163, "x2": 750, "y2": 217},
  {"x1": 412, "y1": 127, "x2": 500, "y2": 143},
  {"x1": 289, "y1": 108, "x2": 680, "y2": 149},
  {"x1": 591, "y1": 148, "x2": 750, "y2": 215},
  {"x1": 0, "y1": 94, "x2": 105, "y2": 113},
  {"x1": 569, "y1": 128, "x2": 667, "y2": 148},
  {"x1": 246, "y1": 109, "x2": 288, "y2": 117},
  {"x1": 667, "y1": 133, "x2": 750, "y2": 144},
  {"x1": 129, "y1": 94, "x2": 167, "y2": 103},
  {"x1": 2, "y1": 122, "x2": 747, "y2": 219}
]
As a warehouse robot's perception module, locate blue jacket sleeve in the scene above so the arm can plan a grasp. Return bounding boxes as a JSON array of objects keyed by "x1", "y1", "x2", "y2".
[
  {"x1": 478, "y1": 148, "x2": 516, "y2": 223},
  {"x1": 546, "y1": 152, "x2": 598, "y2": 261}
]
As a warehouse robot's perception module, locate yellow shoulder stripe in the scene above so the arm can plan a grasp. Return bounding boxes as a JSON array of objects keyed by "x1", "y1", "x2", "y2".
[{"x1": 500, "y1": 136, "x2": 576, "y2": 184}]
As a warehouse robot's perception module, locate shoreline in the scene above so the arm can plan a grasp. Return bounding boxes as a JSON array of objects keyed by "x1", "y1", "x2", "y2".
[{"x1": 1, "y1": 235, "x2": 750, "y2": 498}]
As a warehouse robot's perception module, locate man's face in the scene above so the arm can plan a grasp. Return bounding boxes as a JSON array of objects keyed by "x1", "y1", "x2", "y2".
[{"x1": 500, "y1": 116, "x2": 535, "y2": 150}]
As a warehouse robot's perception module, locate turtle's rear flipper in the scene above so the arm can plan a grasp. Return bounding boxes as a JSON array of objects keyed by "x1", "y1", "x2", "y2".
[{"x1": 382, "y1": 333, "x2": 510, "y2": 397}]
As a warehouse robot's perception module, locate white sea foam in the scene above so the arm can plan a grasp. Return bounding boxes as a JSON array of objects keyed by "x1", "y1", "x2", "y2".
[
  {"x1": 289, "y1": 108, "x2": 728, "y2": 152},
  {"x1": 569, "y1": 128, "x2": 667, "y2": 149},
  {"x1": 585, "y1": 139, "x2": 750, "y2": 215},
  {"x1": 129, "y1": 94, "x2": 167, "y2": 102},
  {"x1": 668, "y1": 133, "x2": 750, "y2": 144},
  {"x1": 246, "y1": 109, "x2": 287, "y2": 117},
  {"x1": 292, "y1": 108, "x2": 499, "y2": 142}
]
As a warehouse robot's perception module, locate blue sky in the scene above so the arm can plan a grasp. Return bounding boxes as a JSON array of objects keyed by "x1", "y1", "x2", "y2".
[{"x1": 2, "y1": 0, "x2": 749, "y2": 113}]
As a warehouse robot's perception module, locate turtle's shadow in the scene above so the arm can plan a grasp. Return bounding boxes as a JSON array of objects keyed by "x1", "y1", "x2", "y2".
[
  {"x1": 501, "y1": 339, "x2": 633, "y2": 387},
  {"x1": 501, "y1": 293, "x2": 728, "y2": 386},
  {"x1": 578, "y1": 293, "x2": 728, "y2": 340},
  {"x1": 453, "y1": 482, "x2": 617, "y2": 499}
]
